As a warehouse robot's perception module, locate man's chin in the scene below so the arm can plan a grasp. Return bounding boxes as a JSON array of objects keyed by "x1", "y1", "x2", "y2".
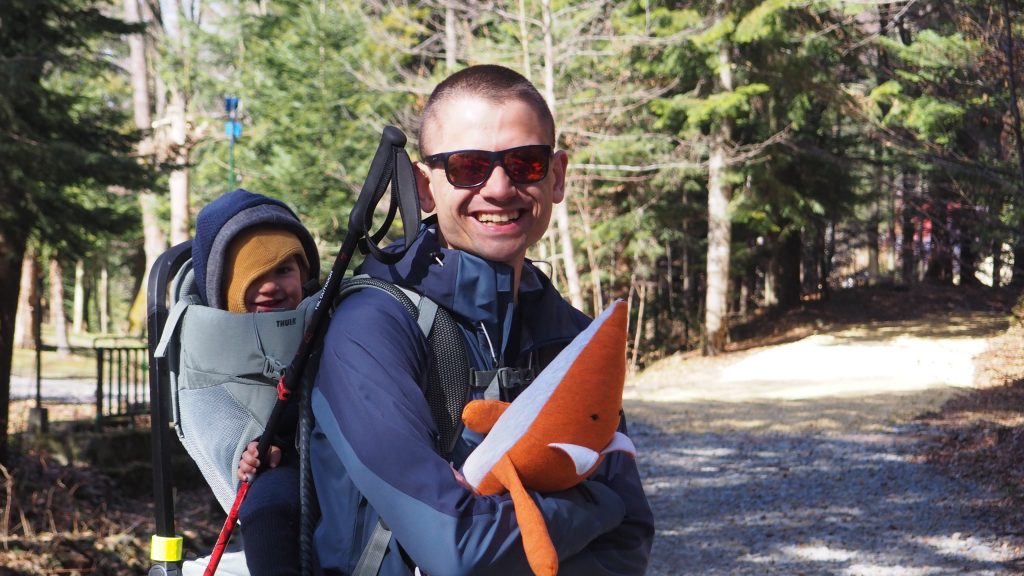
[{"x1": 471, "y1": 244, "x2": 527, "y2": 269}]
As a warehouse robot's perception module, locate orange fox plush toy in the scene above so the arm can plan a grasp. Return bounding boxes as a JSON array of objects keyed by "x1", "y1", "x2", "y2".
[{"x1": 460, "y1": 300, "x2": 635, "y2": 576}]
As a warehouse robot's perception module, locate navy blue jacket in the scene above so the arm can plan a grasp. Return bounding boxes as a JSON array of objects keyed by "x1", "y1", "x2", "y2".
[{"x1": 311, "y1": 220, "x2": 654, "y2": 575}]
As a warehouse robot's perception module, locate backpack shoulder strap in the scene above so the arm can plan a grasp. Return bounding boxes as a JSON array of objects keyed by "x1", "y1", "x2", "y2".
[
  {"x1": 337, "y1": 275, "x2": 471, "y2": 459},
  {"x1": 336, "y1": 275, "x2": 471, "y2": 576}
]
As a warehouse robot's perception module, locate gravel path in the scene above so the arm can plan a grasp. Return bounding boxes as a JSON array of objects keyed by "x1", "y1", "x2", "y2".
[
  {"x1": 626, "y1": 317, "x2": 1024, "y2": 575},
  {"x1": 10, "y1": 375, "x2": 97, "y2": 403}
]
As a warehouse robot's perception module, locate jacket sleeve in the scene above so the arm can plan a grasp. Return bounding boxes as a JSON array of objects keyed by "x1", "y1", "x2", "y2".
[
  {"x1": 312, "y1": 289, "x2": 628, "y2": 575},
  {"x1": 558, "y1": 416, "x2": 655, "y2": 575}
]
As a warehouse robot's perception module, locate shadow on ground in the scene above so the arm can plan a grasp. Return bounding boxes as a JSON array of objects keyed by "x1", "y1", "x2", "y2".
[{"x1": 628, "y1": 398, "x2": 1024, "y2": 575}]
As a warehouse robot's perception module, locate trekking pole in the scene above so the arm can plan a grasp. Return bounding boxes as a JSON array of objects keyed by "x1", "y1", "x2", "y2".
[{"x1": 203, "y1": 125, "x2": 420, "y2": 576}]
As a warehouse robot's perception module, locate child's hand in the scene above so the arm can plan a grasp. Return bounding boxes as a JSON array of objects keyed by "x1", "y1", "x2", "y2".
[{"x1": 237, "y1": 440, "x2": 283, "y2": 482}]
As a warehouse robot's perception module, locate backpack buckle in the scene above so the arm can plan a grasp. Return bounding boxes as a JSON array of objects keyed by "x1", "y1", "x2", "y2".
[
  {"x1": 472, "y1": 367, "x2": 535, "y2": 401},
  {"x1": 496, "y1": 366, "x2": 533, "y2": 389}
]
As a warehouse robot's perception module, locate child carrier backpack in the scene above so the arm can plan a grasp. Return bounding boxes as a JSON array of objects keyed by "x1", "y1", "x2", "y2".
[
  {"x1": 146, "y1": 127, "x2": 472, "y2": 576},
  {"x1": 148, "y1": 257, "x2": 470, "y2": 576},
  {"x1": 152, "y1": 268, "x2": 471, "y2": 515},
  {"x1": 152, "y1": 258, "x2": 319, "y2": 514}
]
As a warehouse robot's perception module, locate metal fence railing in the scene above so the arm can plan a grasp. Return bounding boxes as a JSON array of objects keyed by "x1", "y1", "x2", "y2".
[{"x1": 94, "y1": 343, "x2": 149, "y2": 429}]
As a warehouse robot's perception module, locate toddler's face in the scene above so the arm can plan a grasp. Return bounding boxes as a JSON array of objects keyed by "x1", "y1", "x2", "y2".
[{"x1": 244, "y1": 256, "x2": 304, "y2": 312}]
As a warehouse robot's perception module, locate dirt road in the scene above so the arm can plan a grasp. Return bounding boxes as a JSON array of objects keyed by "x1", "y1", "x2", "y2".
[{"x1": 625, "y1": 313, "x2": 1024, "y2": 575}]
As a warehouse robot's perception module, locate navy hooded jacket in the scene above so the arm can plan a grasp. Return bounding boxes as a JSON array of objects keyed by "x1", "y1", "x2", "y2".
[{"x1": 311, "y1": 218, "x2": 654, "y2": 575}]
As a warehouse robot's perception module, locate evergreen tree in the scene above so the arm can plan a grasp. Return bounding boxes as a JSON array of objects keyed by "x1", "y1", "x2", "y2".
[{"x1": 0, "y1": 0, "x2": 149, "y2": 464}]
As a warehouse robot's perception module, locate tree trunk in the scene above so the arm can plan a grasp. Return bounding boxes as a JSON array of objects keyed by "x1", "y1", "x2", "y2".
[
  {"x1": 168, "y1": 90, "x2": 191, "y2": 246},
  {"x1": 956, "y1": 206, "x2": 980, "y2": 287},
  {"x1": 124, "y1": 0, "x2": 166, "y2": 335},
  {"x1": 517, "y1": 0, "x2": 531, "y2": 74},
  {"x1": 900, "y1": 172, "x2": 917, "y2": 284},
  {"x1": 776, "y1": 229, "x2": 802, "y2": 309},
  {"x1": 72, "y1": 259, "x2": 85, "y2": 333},
  {"x1": 705, "y1": 134, "x2": 732, "y2": 354},
  {"x1": 540, "y1": 0, "x2": 584, "y2": 311},
  {"x1": 49, "y1": 258, "x2": 70, "y2": 356},
  {"x1": 0, "y1": 231, "x2": 29, "y2": 465},
  {"x1": 14, "y1": 247, "x2": 37, "y2": 349},
  {"x1": 763, "y1": 265, "x2": 776, "y2": 306},
  {"x1": 925, "y1": 199, "x2": 953, "y2": 284},
  {"x1": 630, "y1": 281, "x2": 647, "y2": 374},
  {"x1": 704, "y1": 1, "x2": 734, "y2": 355},
  {"x1": 867, "y1": 204, "x2": 880, "y2": 284},
  {"x1": 1002, "y1": 0, "x2": 1024, "y2": 287},
  {"x1": 823, "y1": 221, "x2": 836, "y2": 301},
  {"x1": 445, "y1": 6, "x2": 457, "y2": 71},
  {"x1": 578, "y1": 191, "x2": 603, "y2": 315},
  {"x1": 805, "y1": 223, "x2": 822, "y2": 296},
  {"x1": 129, "y1": 192, "x2": 166, "y2": 334},
  {"x1": 99, "y1": 264, "x2": 110, "y2": 335},
  {"x1": 738, "y1": 267, "x2": 750, "y2": 318},
  {"x1": 125, "y1": 0, "x2": 150, "y2": 133},
  {"x1": 888, "y1": 170, "x2": 897, "y2": 281}
]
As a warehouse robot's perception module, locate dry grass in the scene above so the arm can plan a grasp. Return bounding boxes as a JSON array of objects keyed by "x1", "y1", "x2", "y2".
[
  {"x1": 8, "y1": 401, "x2": 97, "y2": 435},
  {"x1": 0, "y1": 448, "x2": 220, "y2": 575},
  {"x1": 913, "y1": 306, "x2": 1024, "y2": 517}
]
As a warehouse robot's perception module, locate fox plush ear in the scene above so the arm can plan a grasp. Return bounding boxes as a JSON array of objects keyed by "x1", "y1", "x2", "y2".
[{"x1": 462, "y1": 400, "x2": 510, "y2": 435}]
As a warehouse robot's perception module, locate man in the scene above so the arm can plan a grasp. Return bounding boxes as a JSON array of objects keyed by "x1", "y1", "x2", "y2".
[{"x1": 311, "y1": 64, "x2": 654, "y2": 575}]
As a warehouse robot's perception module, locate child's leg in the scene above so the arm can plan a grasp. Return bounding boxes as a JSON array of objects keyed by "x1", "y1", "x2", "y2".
[{"x1": 238, "y1": 463, "x2": 301, "y2": 576}]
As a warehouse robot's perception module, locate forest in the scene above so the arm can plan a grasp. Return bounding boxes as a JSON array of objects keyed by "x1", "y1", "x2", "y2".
[{"x1": 2, "y1": 0, "x2": 1023, "y2": 470}]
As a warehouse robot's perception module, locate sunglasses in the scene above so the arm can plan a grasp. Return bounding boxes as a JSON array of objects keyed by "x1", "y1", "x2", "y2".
[{"x1": 424, "y1": 144, "x2": 553, "y2": 188}]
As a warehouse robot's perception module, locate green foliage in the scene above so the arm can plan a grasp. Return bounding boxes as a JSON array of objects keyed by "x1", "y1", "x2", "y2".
[
  {"x1": 690, "y1": 13, "x2": 736, "y2": 48},
  {"x1": 0, "y1": 0, "x2": 151, "y2": 252},
  {"x1": 186, "y1": 1, "x2": 412, "y2": 242},
  {"x1": 879, "y1": 31, "x2": 977, "y2": 80},
  {"x1": 887, "y1": 97, "x2": 966, "y2": 146},
  {"x1": 660, "y1": 83, "x2": 771, "y2": 136}
]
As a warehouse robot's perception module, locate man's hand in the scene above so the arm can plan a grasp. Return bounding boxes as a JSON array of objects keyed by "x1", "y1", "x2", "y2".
[
  {"x1": 451, "y1": 464, "x2": 480, "y2": 495},
  {"x1": 237, "y1": 440, "x2": 282, "y2": 482}
]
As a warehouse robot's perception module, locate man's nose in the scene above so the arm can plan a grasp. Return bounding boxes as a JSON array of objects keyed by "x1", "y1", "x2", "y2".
[{"x1": 478, "y1": 165, "x2": 516, "y2": 200}]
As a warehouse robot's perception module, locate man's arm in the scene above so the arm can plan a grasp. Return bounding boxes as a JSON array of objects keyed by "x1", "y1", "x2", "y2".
[
  {"x1": 312, "y1": 289, "x2": 627, "y2": 575},
  {"x1": 559, "y1": 417, "x2": 655, "y2": 575}
]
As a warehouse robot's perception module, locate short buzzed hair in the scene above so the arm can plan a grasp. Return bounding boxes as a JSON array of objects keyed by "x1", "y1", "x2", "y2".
[{"x1": 418, "y1": 64, "x2": 556, "y2": 158}]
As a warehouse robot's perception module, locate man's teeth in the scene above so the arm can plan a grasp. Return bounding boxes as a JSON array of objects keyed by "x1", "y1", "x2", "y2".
[{"x1": 476, "y1": 212, "x2": 519, "y2": 223}]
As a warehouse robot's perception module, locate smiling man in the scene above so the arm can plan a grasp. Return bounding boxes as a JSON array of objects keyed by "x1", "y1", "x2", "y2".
[{"x1": 311, "y1": 64, "x2": 653, "y2": 576}]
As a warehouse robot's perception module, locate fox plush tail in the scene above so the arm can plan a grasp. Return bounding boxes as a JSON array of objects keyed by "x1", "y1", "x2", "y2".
[{"x1": 492, "y1": 454, "x2": 558, "y2": 576}]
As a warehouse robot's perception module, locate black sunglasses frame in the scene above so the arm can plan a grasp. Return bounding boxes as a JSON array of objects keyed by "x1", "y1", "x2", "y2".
[{"x1": 424, "y1": 144, "x2": 553, "y2": 188}]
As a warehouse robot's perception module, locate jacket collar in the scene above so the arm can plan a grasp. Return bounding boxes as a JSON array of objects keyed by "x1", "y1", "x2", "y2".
[{"x1": 357, "y1": 218, "x2": 590, "y2": 357}]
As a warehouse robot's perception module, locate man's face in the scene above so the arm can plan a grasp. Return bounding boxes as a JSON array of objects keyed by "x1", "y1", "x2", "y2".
[
  {"x1": 244, "y1": 256, "x2": 304, "y2": 312},
  {"x1": 416, "y1": 96, "x2": 567, "y2": 271}
]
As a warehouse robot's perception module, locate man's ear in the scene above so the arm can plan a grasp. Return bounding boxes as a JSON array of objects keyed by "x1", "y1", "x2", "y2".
[
  {"x1": 550, "y1": 150, "x2": 569, "y2": 205},
  {"x1": 415, "y1": 161, "x2": 436, "y2": 213}
]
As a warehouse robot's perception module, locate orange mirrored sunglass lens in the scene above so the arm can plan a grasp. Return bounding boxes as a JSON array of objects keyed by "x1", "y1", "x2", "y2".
[{"x1": 430, "y1": 145, "x2": 552, "y2": 188}]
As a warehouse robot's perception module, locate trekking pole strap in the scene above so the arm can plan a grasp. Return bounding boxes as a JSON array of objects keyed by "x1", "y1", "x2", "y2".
[{"x1": 353, "y1": 519, "x2": 392, "y2": 576}]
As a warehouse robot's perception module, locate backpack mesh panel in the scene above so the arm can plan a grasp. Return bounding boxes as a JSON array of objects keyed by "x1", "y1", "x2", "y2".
[
  {"x1": 426, "y1": 309, "x2": 470, "y2": 458},
  {"x1": 178, "y1": 385, "x2": 253, "y2": 512}
]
